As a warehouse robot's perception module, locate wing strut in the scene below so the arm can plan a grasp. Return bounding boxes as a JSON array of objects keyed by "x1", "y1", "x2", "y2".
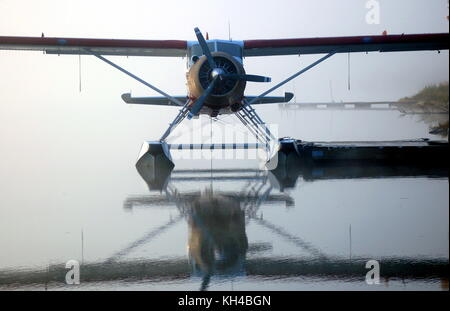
[
  {"x1": 83, "y1": 48, "x2": 193, "y2": 142},
  {"x1": 159, "y1": 100, "x2": 193, "y2": 141},
  {"x1": 247, "y1": 52, "x2": 335, "y2": 105},
  {"x1": 235, "y1": 52, "x2": 335, "y2": 160},
  {"x1": 85, "y1": 49, "x2": 185, "y2": 106}
]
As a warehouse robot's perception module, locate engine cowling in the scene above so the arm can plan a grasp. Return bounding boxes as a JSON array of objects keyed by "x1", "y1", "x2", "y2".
[{"x1": 187, "y1": 52, "x2": 246, "y2": 113}]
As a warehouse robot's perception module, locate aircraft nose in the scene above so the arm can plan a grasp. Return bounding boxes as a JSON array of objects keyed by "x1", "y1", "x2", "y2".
[{"x1": 211, "y1": 68, "x2": 225, "y2": 79}]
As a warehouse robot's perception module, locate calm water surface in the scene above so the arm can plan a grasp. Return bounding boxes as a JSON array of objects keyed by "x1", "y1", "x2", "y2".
[{"x1": 0, "y1": 107, "x2": 448, "y2": 291}]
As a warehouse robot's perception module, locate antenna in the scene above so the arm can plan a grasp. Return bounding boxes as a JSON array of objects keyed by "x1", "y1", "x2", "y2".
[
  {"x1": 78, "y1": 55, "x2": 82, "y2": 92},
  {"x1": 329, "y1": 80, "x2": 335, "y2": 102},
  {"x1": 228, "y1": 20, "x2": 231, "y2": 41},
  {"x1": 347, "y1": 53, "x2": 351, "y2": 91},
  {"x1": 349, "y1": 224, "x2": 352, "y2": 261},
  {"x1": 81, "y1": 228, "x2": 84, "y2": 264},
  {"x1": 293, "y1": 80, "x2": 297, "y2": 103}
]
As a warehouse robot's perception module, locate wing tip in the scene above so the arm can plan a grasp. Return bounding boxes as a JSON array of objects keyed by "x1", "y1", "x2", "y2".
[
  {"x1": 121, "y1": 93, "x2": 132, "y2": 103},
  {"x1": 285, "y1": 92, "x2": 294, "y2": 102}
]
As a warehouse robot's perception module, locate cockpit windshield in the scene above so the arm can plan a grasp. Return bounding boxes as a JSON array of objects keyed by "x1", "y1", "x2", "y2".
[{"x1": 188, "y1": 40, "x2": 243, "y2": 67}]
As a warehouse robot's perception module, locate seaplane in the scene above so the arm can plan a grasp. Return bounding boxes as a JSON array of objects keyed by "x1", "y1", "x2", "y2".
[{"x1": 0, "y1": 28, "x2": 448, "y2": 165}]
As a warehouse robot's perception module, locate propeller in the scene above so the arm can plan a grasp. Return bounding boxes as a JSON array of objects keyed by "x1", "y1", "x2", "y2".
[
  {"x1": 187, "y1": 76, "x2": 219, "y2": 119},
  {"x1": 188, "y1": 27, "x2": 272, "y2": 119},
  {"x1": 194, "y1": 27, "x2": 216, "y2": 71},
  {"x1": 222, "y1": 74, "x2": 271, "y2": 83}
]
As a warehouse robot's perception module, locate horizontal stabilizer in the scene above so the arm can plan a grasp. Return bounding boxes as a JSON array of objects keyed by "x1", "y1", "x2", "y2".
[
  {"x1": 246, "y1": 92, "x2": 294, "y2": 105},
  {"x1": 122, "y1": 93, "x2": 186, "y2": 106}
]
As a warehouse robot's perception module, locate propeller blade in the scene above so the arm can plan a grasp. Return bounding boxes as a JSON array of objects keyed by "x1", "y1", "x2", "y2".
[
  {"x1": 223, "y1": 74, "x2": 271, "y2": 83},
  {"x1": 194, "y1": 27, "x2": 216, "y2": 70},
  {"x1": 187, "y1": 76, "x2": 219, "y2": 120}
]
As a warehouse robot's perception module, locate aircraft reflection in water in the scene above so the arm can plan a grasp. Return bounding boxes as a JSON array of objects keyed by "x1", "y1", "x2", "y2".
[
  {"x1": 121, "y1": 152, "x2": 448, "y2": 290},
  {"x1": 128, "y1": 152, "x2": 294, "y2": 290},
  {"x1": 0, "y1": 155, "x2": 448, "y2": 290},
  {"x1": 187, "y1": 192, "x2": 247, "y2": 290}
]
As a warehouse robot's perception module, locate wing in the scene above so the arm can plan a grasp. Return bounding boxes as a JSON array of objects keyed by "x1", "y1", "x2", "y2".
[
  {"x1": 0, "y1": 36, "x2": 187, "y2": 57},
  {"x1": 243, "y1": 33, "x2": 449, "y2": 57},
  {"x1": 245, "y1": 92, "x2": 294, "y2": 104},
  {"x1": 122, "y1": 93, "x2": 187, "y2": 106}
]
